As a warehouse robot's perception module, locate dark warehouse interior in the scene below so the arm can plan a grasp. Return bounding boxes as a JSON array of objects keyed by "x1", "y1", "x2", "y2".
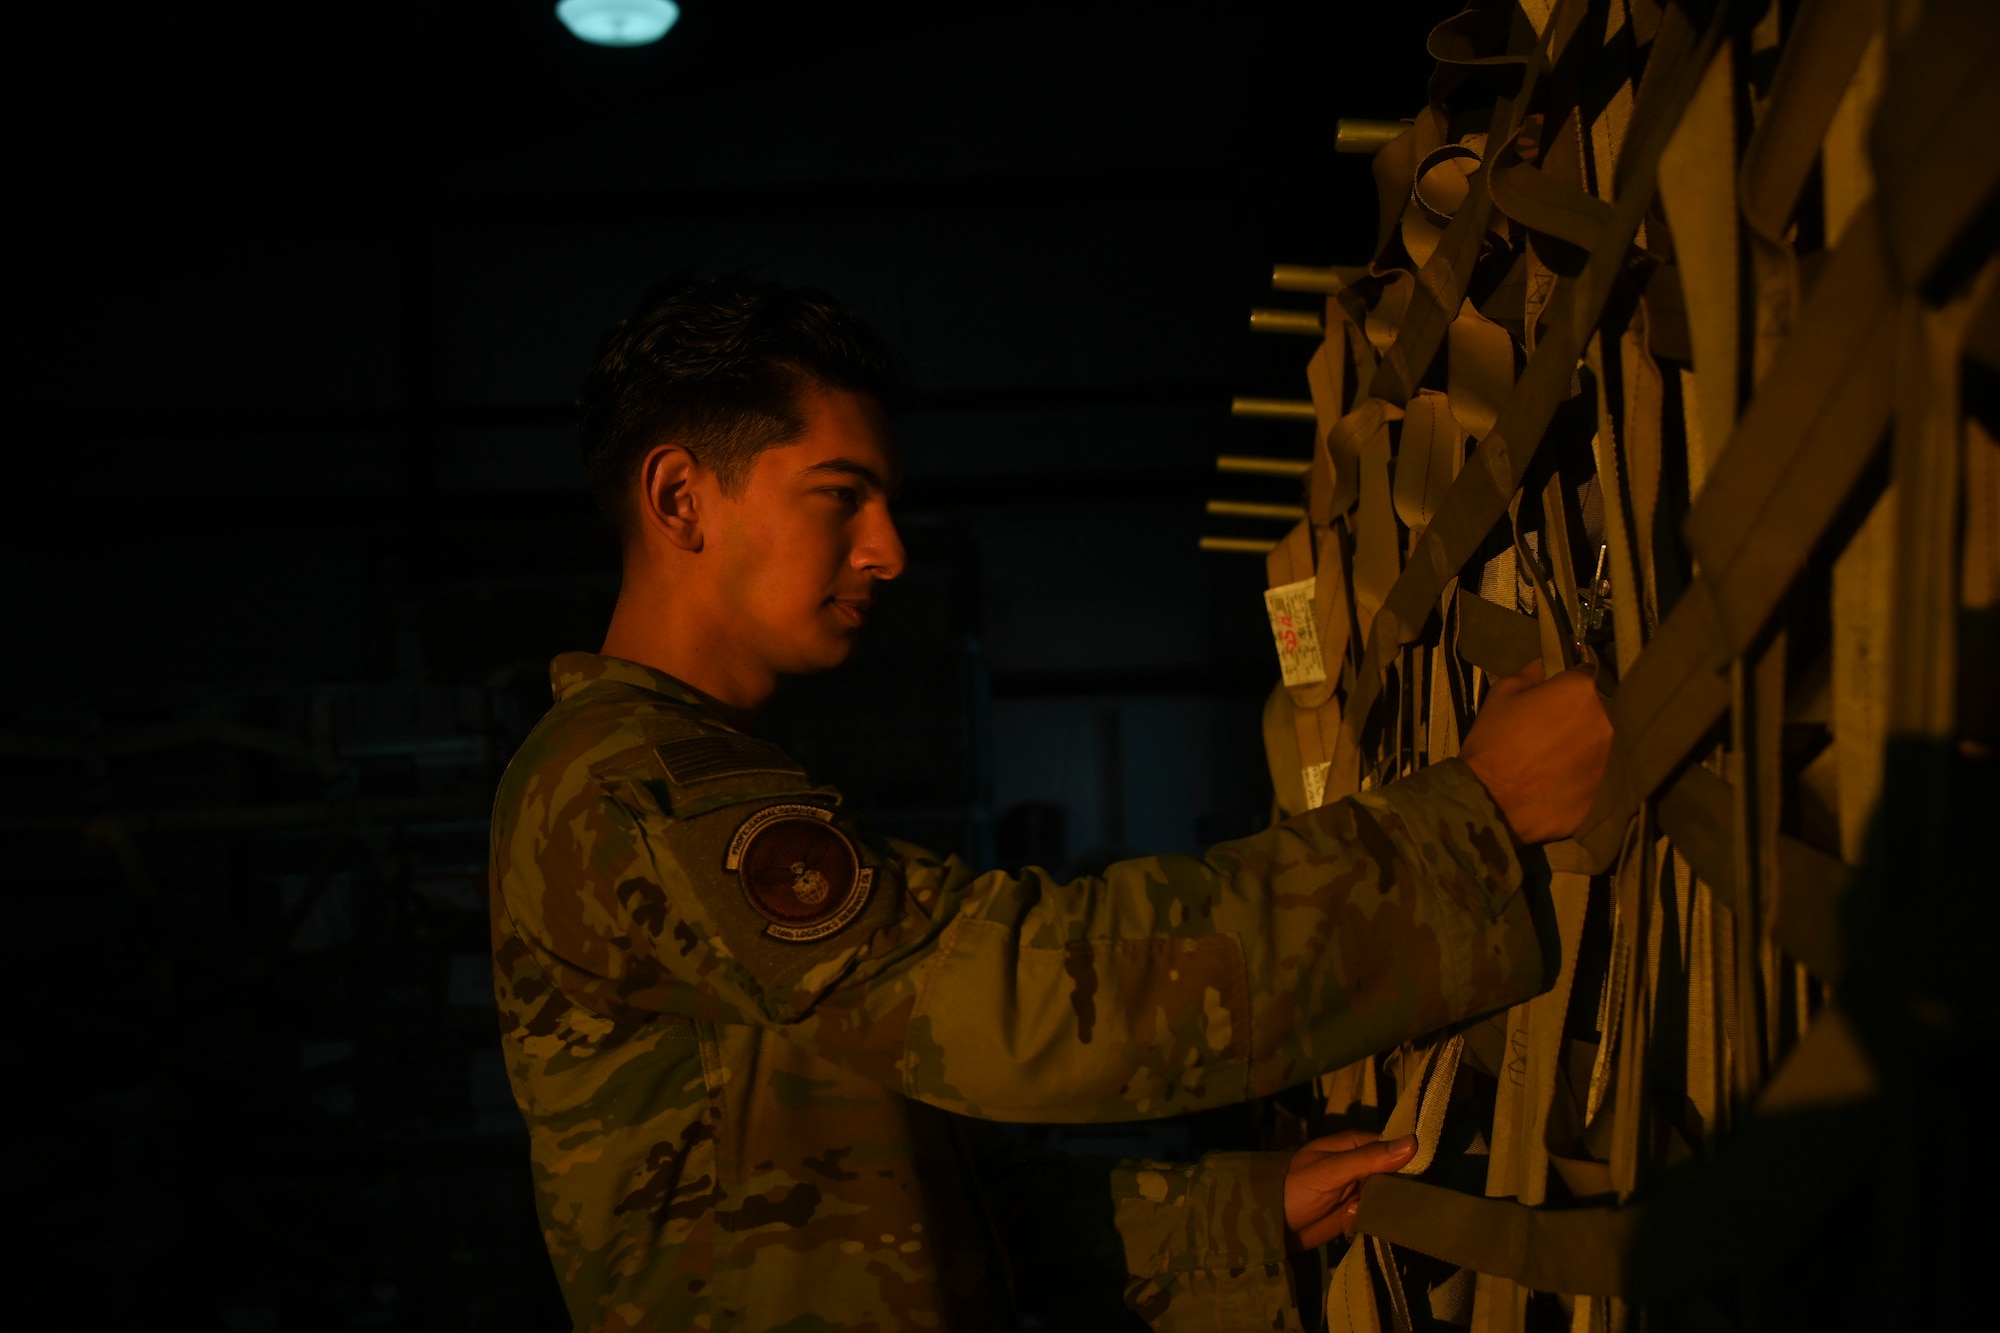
[{"x1": 6, "y1": 2, "x2": 1457, "y2": 1328}]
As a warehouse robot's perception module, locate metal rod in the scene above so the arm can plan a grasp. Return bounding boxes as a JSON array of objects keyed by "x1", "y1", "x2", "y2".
[
  {"x1": 1336, "y1": 118, "x2": 1409, "y2": 154},
  {"x1": 1216, "y1": 454, "x2": 1311, "y2": 477},
  {"x1": 1230, "y1": 397, "x2": 1317, "y2": 421},
  {"x1": 1206, "y1": 499, "x2": 1307, "y2": 520},
  {"x1": 1199, "y1": 536, "x2": 1281, "y2": 554},
  {"x1": 1248, "y1": 308, "x2": 1325, "y2": 337},
  {"x1": 1271, "y1": 264, "x2": 1361, "y2": 294}
]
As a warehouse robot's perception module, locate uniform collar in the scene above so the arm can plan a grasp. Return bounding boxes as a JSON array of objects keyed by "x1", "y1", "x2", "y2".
[{"x1": 548, "y1": 652, "x2": 715, "y2": 712}]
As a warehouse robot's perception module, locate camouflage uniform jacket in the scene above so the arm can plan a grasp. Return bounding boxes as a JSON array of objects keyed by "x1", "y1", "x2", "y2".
[{"x1": 489, "y1": 653, "x2": 1548, "y2": 1332}]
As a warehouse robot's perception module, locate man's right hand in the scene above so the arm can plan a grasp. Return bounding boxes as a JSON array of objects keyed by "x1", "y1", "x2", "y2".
[{"x1": 1461, "y1": 660, "x2": 1613, "y2": 844}]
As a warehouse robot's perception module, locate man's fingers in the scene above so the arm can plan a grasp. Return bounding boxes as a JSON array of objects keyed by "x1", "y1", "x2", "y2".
[
  {"x1": 1331, "y1": 1133, "x2": 1416, "y2": 1184},
  {"x1": 1296, "y1": 1134, "x2": 1417, "y2": 1193},
  {"x1": 1354, "y1": 1133, "x2": 1417, "y2": 1175},
  {"x1": 1479, "y1": 658, "x2": 1544, "y2": 707},
  {"x1": 1297, "y1": 1199, "x2": 1368, "y2": 1251},
  {"x1": 1296, "y1": 1129, "x2": 1379, "y2": 1157}
]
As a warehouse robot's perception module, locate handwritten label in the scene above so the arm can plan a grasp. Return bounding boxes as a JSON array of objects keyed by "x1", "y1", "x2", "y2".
[
  {"x1": 1263, "y1": 577, "x2": 1326, "y2": 688},
  {"x1": 1302, "y1": 761, "x2": 1331, "y2": 811}
]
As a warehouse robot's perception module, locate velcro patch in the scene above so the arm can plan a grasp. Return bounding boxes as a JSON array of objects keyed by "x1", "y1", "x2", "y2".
[
  {"x1": 725, "y1": 804, "x2": 873, "y2": 943},
  {"x1": 656, "y1": 732, "x2": 805, "y2": 787}
]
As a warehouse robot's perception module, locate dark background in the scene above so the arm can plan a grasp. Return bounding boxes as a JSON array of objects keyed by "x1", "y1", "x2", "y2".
[{"x1": 5, "y1": 2, "x2": 1447, "y2": 1327}]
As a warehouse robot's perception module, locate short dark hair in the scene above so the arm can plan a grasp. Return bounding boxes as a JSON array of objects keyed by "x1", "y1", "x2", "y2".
[{"x1": 578, "y1": 273, "x2": 903, "y2": 539}]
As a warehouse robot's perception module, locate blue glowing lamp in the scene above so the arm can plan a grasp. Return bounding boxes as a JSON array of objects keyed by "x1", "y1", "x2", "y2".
[{"x1": 556, "y1": 0, "x2": 680, "y2": 47}]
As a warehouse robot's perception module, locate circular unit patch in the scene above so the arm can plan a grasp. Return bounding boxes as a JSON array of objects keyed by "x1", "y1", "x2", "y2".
[{"x1": 725, "y1": 804, "x2": 874, "y2": 943}]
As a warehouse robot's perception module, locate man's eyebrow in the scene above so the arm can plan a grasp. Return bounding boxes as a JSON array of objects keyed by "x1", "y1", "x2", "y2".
[{"x1": 800, "y1": 457, "x2": 898, "y2": 495}]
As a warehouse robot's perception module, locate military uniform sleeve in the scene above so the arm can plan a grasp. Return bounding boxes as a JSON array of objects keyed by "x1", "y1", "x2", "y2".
[
  {"x1": 1111, "y1": 1152, "x2": 1304, "y2": 1333},
  {"x1": 496, "y1": 710, "x2": 1548, "y2": 1122},
  {"x1": 961, "y1": 1125, "x2": 1302, "y2": 1333}
]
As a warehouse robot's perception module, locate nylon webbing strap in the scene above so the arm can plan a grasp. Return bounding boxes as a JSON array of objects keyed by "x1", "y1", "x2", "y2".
[
  {"x1": 1370, "y1": 1036, "x2": 1463, "y2": 1181},
  {"x1": 1568, "y1": 0, "x2": 2000, "y2": 862},
  {"x1": 1369, "y1": 6, "x2": 1544, "y2": 409},
  {"x1": 1454, "y1": 588, "x2": 1541, "y2": 677},
  {"x1": 1324, "y1": 1242, "x2": 1381, "y2": 1333},
  {"x1": 1657, "y1": 36, "x2": 1739, "y2": 499},
  {"x1": 1353, "y1": 1003, "x2": 1881, "y2": 1298},
  {"x1": 1332, "y1": 4, "x2": 1721, "y2": 795},
  {"x1": 1869, "y1": 0, "x2": 2000, "y2": 293},
  {"x1": 1354, "y1": 1174, "x2": 1639, "y2": 1298},
  {"x1": 1580, "y1": 282, "x2": 1888, "y2": 858},
  {"x1": 1225, "y1": 0, "x2": 1994, "y2": 1324},
  {"x1": 1655, "y1": 764, "x2": 1850, "y2": 980}
]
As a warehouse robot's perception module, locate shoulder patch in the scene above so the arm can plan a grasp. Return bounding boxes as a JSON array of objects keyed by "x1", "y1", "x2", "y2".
[
  {"x1": 656, "y1": 732, "x2": 805, "y2": 787},
  {"x1": 725, "y1": 804, "x2": 874, "y2": 943}
]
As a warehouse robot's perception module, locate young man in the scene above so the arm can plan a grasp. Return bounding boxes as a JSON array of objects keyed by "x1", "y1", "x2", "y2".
[{"x1": 489, "y1": 275, "x2": 1612, "y2": 1332}]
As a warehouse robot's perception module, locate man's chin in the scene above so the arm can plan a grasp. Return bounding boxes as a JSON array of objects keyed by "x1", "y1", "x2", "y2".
[{"x1": 779, "y1": 629, "x2": 861, "y2": 676}]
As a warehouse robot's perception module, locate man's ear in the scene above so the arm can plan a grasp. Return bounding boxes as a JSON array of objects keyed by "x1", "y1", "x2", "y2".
[{"x1": 638, "y1": 445, "x2": 703, "y2": 552}]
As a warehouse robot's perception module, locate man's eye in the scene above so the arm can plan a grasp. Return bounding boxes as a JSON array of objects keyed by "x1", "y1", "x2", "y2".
[{"x1": 825, "y1": 487, "x2": 861, "y2": 508}]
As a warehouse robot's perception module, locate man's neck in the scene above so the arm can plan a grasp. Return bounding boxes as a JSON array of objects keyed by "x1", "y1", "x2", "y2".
[{"x1": 600, "y1": 574, "x2": 771, "y2": 730}]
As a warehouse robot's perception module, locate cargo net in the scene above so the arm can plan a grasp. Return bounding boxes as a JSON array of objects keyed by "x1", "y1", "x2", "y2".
[{"x1": 1210, "y1": 0, "x2": 1999, "y2": 1326}]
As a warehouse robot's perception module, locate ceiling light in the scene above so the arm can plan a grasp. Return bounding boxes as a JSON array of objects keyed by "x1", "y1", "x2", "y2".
[{"x1": 556, "y1": 0, "x2": 680, "y2": 47}]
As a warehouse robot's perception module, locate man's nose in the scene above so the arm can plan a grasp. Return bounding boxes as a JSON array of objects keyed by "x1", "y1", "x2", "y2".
[{"x1": 857, "y1": 501, "x2": 906, "y2": 581}]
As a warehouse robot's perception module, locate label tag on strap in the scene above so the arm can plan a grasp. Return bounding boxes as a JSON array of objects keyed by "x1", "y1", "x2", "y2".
[{"x1": 1264, "y1": 577, "x2": 1328, "y2": 687}]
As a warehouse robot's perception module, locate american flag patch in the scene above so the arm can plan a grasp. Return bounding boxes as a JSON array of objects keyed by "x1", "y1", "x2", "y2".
[{"x1": 655, "y1": 733, "x2": 805, "y2": 787}]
